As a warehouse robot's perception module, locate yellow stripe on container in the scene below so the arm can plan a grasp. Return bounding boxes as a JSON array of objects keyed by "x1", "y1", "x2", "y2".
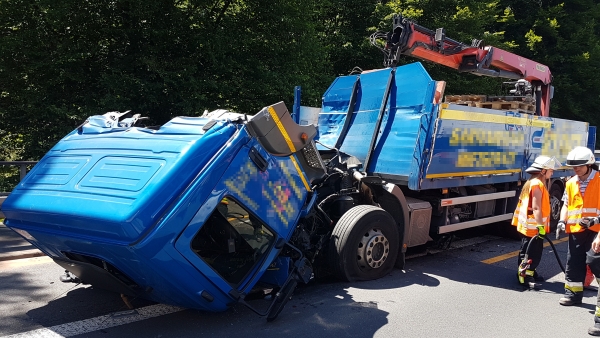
[
  {"x1": 530, "y1": 119, "x2": 553, "y2": 128},
  {"x1": 440, "y1": 109, "x2": 552, "y2": 128},
  {"x1": 426, "y1": 168, "x2": 521, "y2": 179}
]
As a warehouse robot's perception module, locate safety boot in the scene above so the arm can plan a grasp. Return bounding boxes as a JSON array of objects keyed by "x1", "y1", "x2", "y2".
[
  {"x1": 523, "y1": 276, "x2": 541, "y2": 290},
  {"x1": 559, "y1": 296, "x2": 583, "y2": 306},
  {"x1": 518, "y1": 269, "x2": 541, "y2": 289},
  {"x1": 588, "y1": 323, "x2": 600, "y2": 336},
  {"x1": 560, "y1": 288, "x2": 583, "y2": 306}
]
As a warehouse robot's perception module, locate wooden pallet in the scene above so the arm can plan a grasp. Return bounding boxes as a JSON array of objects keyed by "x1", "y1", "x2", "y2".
[
  {"x1": 444, "y1": 101, "x2": 477, "y2": 107},
  {"x1": 445, "y1": 94, "x2": 487, "y2": 103},
  {"x1": 444, "y1": 94, "x2": 536, "y2": 114},
  {"x1": 473, "y1": 101, "x2": 521, "y2": 110},
  {"x1": 519, "y1": 103, "x2": 535, "y2": 111}
]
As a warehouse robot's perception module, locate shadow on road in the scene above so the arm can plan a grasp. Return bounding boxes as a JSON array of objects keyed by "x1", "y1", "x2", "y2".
[
  {"x1": 26, "y1": 286, "x2": 155, "y2": 328},
  {"x1": 348, "y1": 238, "x2": 597, "y2": 314},
  {"x1": 21, "y1": 281, "x2": 390, "y2": 338},
  {"x1": 8, "y1": 228, "x2": 596, "y2": 337}
]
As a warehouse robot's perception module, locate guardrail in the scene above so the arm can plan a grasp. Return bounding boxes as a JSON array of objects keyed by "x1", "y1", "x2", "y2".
[{"x1": 0, "y1": 161, "x2": 38, "y2": 218}]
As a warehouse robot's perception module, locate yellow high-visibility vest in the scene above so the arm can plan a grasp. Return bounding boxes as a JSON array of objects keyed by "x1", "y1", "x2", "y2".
[{"x1": 565, "y1": 172, "x2": 600, "y2": 233}]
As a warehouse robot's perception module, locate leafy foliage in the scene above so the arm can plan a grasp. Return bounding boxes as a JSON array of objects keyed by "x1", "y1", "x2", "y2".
[{"x1": 1, "y1": 0, "x2": 599, "y2": 168}]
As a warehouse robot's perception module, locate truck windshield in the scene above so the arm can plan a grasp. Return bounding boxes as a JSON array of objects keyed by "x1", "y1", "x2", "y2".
[{"x1": 191, "y1": 197, "x2": 275, "y2": 285}]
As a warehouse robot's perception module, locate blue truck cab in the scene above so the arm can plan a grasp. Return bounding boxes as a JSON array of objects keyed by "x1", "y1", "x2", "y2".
[
  {"x1": 2, "y1": 104, "x2": 319, "y2": 316},
  {"x1": 1, "y1": 62, "x2": 594, "y2": 320}
]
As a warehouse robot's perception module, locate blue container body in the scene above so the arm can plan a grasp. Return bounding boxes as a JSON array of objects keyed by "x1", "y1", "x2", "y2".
[{"x1": 317, "y1": 62, "x2": 590, "y2": 190}]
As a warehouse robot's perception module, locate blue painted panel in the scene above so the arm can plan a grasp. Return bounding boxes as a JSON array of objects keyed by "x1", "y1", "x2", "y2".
[
  {"x1": 5, "y1": 124, "x2": 252, "y2": 312},
  {"x1": 78, "y1": 157, "x2": 164, "y2": 192},
  {"x1": 175, "y1": 139, "x2": 308, "y2": 294},
  {"x1": 321, "y1": 75, "x2": 359, "y2": 114},
  {"x1": 259, "y1": 256, "x2": 291, "y2": 287},
  {"x1": 422, "y1": 108, "x2": 589, "y2": 188},
  {"x1": 316, "y1": 62, "x2": 591, "y2": 191},
  {"x1": 318, "y1": 75, "x2": 360, "y2": 147},
  {"x1": 318, "y1": 63, "x2": 436, "y2": 180},
  {"x1": 426, "y1": 109, "x2": 528, "y2": 178},
  {"x1": 369, "y1": 64, "x2": 436, "y2": 179},
  {"x1": 523, "y1": 116, "x2": 588, "y2": 179},
  {"x1": 22, "y1": 156, "x2": 90, "y2": 185},
  {"x1": 3, "y1": 119, "x2": 237, "y2": 242},
  {"x1": 12, "y1": 226, "x2": 232, "y2": 312},
  {"x1": 337, "y1": 68, "x2": 393, "y2": 163}
]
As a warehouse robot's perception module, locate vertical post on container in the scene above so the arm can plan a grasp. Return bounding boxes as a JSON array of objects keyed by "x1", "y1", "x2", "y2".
[
  {"x1": 292, "y1": 86, "x2": 301, "y2": 124},
  {"x1": 364, "y1": 68, "x2": 395, "y2": 174},
  {"x1": 588, "y1": 126, "x2": 597, "y2": 151},
  {"x1": 335, "y1": 76, "x2": 361, "y2": 150}
]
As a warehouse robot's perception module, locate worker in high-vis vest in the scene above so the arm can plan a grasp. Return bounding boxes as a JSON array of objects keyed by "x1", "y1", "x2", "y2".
[
  {"x1": 557, "y1": 146, "x2": 600, "y2": 307},
  {"x1": 512, "y1": 155, "x2": 561, "y2": 288}
]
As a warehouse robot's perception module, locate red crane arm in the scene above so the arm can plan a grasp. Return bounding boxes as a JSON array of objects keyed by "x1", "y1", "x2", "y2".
[{"x1": 376, "y1": 15, "x2": 552, "y2": 116}]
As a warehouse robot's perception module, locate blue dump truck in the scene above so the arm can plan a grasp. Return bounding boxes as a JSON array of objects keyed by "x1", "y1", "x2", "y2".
[{"x1": 1, "y1": 61, "x2": 593, "y2": 321}]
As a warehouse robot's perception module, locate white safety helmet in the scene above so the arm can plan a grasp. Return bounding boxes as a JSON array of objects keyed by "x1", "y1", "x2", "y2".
[
  {"x1": 525, "y1": 155, "x2": 562, "y2": 174},
  {"x1": 565, "y1": 146, "x2": 595, "y2": 166}
]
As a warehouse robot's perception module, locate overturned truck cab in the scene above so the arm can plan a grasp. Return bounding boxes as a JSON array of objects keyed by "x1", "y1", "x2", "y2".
[{"x1": 2, "y1": 100, "x2": 407, "y2": 321}]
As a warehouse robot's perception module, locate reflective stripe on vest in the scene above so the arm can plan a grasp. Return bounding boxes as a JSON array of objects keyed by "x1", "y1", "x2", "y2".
[
  {"x1": 565, "y1": 172, "x2": 600, "y2": 233},
  {"x1": 512, "y1": 178, "x2": 550, "y2": 237}
]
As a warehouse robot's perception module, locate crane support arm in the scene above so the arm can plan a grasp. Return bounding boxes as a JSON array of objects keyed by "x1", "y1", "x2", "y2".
[{"x1": 374, "y1": 14, "x2": 552, "y2": 116}]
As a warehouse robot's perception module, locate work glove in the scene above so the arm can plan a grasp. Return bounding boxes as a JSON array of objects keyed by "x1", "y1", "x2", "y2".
[
  {"x1": 580, "y1": 217, "x2": 600, "y2": 229},
  {"x1": 556, "y1": 221, "x2": 566, "y2": 240},
  {"x1": 536, "y1": 225, "x2": 546, "y2": 239}
]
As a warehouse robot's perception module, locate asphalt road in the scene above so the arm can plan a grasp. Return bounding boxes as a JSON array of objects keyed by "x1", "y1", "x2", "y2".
[{"x1": 1, "y1": 230, "x2": 598, "y2": 338}]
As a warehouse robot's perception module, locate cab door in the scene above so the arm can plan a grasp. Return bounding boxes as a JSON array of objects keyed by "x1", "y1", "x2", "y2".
[{"x1": 174, "y1": 141, "x2": 309, "y2": 294}]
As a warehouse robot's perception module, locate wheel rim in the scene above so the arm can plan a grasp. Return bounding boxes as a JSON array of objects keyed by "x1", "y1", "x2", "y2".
[{"x1": 357, "y1": 228, "x2": 390, "y2": 269}]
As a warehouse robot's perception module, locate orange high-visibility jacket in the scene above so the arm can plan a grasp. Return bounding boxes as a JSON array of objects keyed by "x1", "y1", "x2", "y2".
[
  {"x1": 565, "y1": 172, "x2": 600, "y2": 233},
  {"x1": 512, "y1": 178, "x2": 550, "y2": 237}
]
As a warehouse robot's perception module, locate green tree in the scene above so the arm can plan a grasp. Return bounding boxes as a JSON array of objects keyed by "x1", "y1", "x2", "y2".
[
  {"x1": 499, "y1": 0, "x2": 600, "y2": 133},
  {"x1": 0, "y1": 0, "x2": 330, "y2": 160},
  {"x1": 372, "y1": 1, "x2": 515, "y2": 97}
]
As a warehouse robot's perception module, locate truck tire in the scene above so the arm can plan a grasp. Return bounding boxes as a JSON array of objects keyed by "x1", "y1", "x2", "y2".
[
  {"x1": 329, "y1": 205, "x2": 399, "y2": 282},
  {"x1": 549, "y1": 184, "x2": 563, "y2": 231}
]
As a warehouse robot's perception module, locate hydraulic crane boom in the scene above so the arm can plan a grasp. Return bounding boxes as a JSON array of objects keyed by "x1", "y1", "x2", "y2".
[{"x1": 372, "y1": 14, "x2": 553, "y2": 116}]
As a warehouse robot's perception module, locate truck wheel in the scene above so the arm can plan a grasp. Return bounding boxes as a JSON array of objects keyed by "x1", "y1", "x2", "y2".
[
  {"x1": 329, "y1": 205, "x2": 399, "y2": 282},
  {"x1": 550, "y1": 184, "x2": 563, "y2": 231}
]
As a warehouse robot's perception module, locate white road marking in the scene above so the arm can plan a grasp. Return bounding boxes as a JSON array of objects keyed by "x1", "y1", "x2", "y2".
[{"x1": 2, "y1": 304, "x2": 184, "y2": 338}]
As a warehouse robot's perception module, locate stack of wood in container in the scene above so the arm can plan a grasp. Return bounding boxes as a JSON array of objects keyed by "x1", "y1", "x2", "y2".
[{"x1": 444, "y1": 95, "x2": 536, "y2": 114}]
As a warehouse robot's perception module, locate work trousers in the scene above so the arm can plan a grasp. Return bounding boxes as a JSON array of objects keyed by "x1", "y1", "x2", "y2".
[
  {"x1": 518, "y1": 235, "x2": 543, "y2": 271},
  {"x1": 565, "y1": 230, "x2": 597, "y2": 299},
  {"x1": 596, "y1": 279, "x2": 600, "y2": 324}
]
